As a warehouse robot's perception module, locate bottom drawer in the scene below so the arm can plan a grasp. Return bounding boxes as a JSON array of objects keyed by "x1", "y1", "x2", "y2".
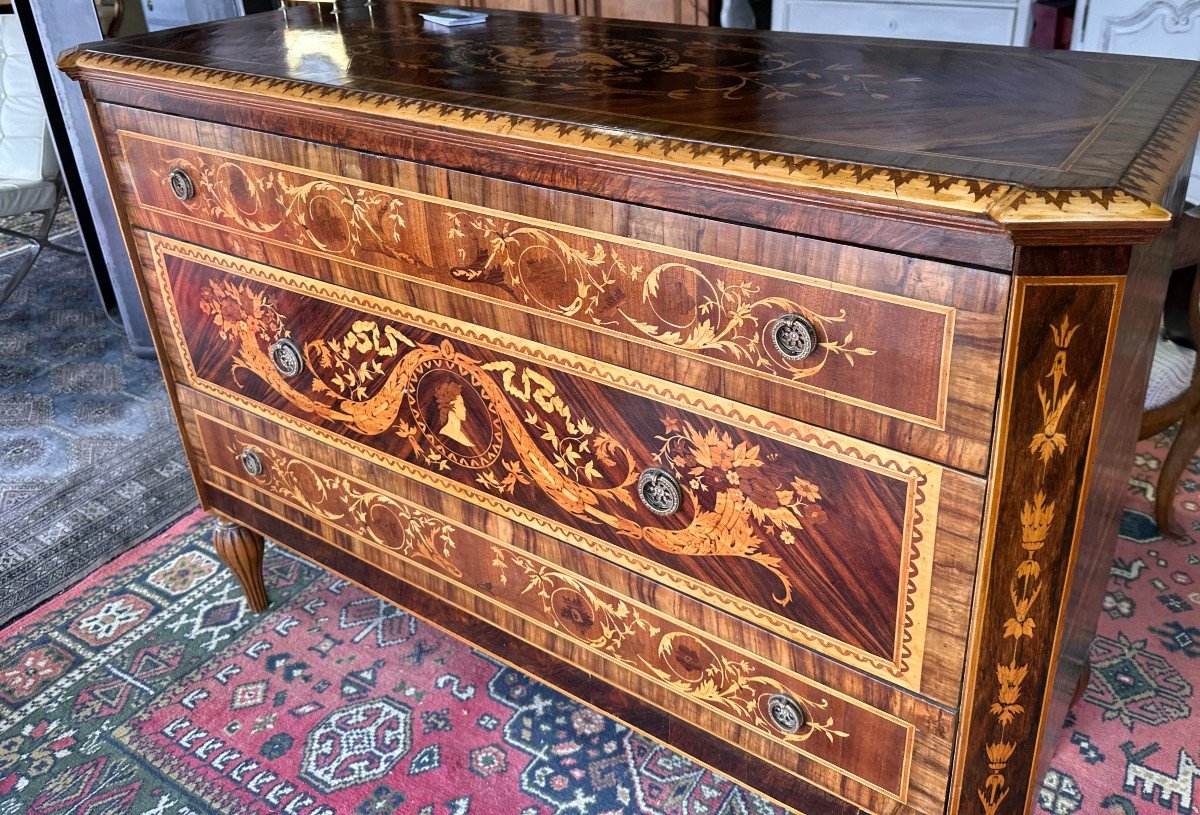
[{"x1": 178, "y1": 388, "x2": 956, "y2": 815}]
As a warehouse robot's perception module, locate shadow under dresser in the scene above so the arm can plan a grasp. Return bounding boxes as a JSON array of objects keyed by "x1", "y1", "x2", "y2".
[{"x1": 58, "y1": 5, "x2": 1200, "y2": 813}]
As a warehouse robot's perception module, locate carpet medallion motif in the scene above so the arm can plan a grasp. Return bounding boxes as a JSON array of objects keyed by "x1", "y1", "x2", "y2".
[
  {"x1": 1044, "y1": 428, "x2": 1200, "y2": 814},
  {"x1": 0, "y1": 513, "x2": 783, "y2": 814}
]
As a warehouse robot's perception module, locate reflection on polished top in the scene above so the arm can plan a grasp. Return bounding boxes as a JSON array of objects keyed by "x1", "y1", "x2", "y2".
[{"x1": 59, "y1": 1, "x2": 1200, "y2": 222}]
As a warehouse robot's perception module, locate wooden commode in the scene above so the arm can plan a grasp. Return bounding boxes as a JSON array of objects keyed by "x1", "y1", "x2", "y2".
[{"x1": 58, "y1": 5, "x2": 1200, "y2": 813}]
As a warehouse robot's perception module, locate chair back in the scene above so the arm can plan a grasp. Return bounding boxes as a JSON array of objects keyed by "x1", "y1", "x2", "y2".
[{"x1": 0, "y1": 14, "x2": 56, "y2": 183}]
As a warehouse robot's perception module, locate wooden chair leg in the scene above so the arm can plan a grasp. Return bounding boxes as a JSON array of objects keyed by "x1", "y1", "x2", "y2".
[
  {"x1": 212, "y1": 517, "x2": 270, "y2": 612},
  {"x1": 1155, "y1": 408, "x2": 1200, "y2": 537}
]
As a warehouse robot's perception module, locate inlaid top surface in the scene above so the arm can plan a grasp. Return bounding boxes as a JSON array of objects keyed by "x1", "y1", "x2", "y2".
[{"x1": 61, "y1": 1, "x2": 1200, "y2": 220}]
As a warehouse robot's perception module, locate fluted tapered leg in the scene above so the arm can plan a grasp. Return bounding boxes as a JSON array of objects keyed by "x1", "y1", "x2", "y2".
[{"x1": 212, "y1": 517, "x2": 269, "y2": 612}]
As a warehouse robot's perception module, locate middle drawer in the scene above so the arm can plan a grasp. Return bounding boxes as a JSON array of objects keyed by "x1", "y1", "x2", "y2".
[{"x1": 140, "y1": 230, "x2": 984, "y2": 704}]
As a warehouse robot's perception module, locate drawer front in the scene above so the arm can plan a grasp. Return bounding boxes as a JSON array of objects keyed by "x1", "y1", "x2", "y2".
[
  {"x1": 773, "y1": 0, "x2": 1020, "y2": 46},
  {"x1": 181, "y1": 395, "x2": 955, "y2": 812},
  {"x1": 98, "y1": 103, "x2": 1008, "y2": 475},
  {"x1": 142, "y1": 232, "x2": 983, "y2": 698}
]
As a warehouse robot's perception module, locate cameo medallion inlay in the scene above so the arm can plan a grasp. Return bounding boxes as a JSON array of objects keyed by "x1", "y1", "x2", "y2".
[{"x1": 148, "y1": 234, "x2": 941, "y2": 690}]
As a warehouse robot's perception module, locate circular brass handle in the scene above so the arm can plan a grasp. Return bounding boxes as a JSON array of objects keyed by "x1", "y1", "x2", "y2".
[
  {"x1": 239, "y1": 448, "x2": 264, "y2": 478},
  {"x1": 638, "y1": 467, "x2": 682, "y2": 516},
  {"x1": 269, "y1": 338, "x2": 305, "y2": 379},
  {"x1": 168, "y1": 168, "x2": 195, "y2": 202},
  {"x1": 772, "y1": 314, "x2": 818, "y2": 361},
  {"x1": 766, "y1": 693, "x2": 805, "y2": 734}
]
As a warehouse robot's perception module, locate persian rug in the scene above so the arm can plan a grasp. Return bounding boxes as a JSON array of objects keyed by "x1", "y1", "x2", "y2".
[
  {"x1": 1043, "y1": 426, "x2": 1200, "y2": 815},
  {"x1": 0, "y1": 209, "x2": 196, "y2": 625},
  {"x1": 1, "y1": 432, "x2": 1197, "y2": 815},
  {"x1": 0, "y1": 510, "x2": 784, "y2": 815}
]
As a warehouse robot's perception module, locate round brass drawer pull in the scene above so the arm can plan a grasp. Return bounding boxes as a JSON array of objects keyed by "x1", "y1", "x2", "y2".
[
  {"x1": 168, "y1": 168, "x2": 195, "y2": 202},
  {"x1": 766, "y1": 693, "x2": 805, "y2": 734},
  {"x1": 638, "y1": 467, "x2": 682, "y2": 516},
  {"x1": 269, "y1": 338, "x2": 305, "y2": 379},
  {"x1": 772, "y1": 314, "x2": 818, "y2": 361},
  {"x1": 239, "y1": 447, "x2": 264, "y2": 478}
]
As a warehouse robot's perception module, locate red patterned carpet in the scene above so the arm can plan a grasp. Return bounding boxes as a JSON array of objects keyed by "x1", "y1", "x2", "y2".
[
  {"x1": 0, "y1": 431, "x2": 1197, "y2": 815},
  {"x1": 1043, "y1": 429, "x2": 1200, "y2": 815}
]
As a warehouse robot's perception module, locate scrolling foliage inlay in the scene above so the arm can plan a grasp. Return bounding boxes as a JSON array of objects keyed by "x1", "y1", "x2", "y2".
[
  {"x1": 154, "y1": 236, "x2": 934, "y2": 678},
  {"x1": 197, "y1": 274, "x2": 828, "y2": 604},
  {"x1": 167, "y1": 144, "x2": 880, "y2": 382},
  {"x1": 194, "y1": 412, "x2": 920, "y2": 801},
  {"x1": 444, "y1": 211, "x2": 877, "y2": 381},
  {"x1": 493, "y1": 547, "x2": 849, "y2": 744},
  {"x1": 120, "y1": 132, "x2": 951, "y2": 427}
]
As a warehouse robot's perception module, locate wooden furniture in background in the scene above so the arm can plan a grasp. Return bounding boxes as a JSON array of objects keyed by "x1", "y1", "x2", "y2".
[
  {"x1": 1141, "y1": 208, "x2": 1200, "y2": 534},
  {"x1": 59, "y1": 4, "x2": 1200, "y2": 813},
  {"x1": 136, "y1": 0, "x2": 244, "y2": 31},
  {"x1": 284, "y1": 0, "x2": 711, "y2": 25}
]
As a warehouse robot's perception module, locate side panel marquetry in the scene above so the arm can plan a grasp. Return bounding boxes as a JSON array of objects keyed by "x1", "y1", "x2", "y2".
[
  {"x1": 951, "y1": 277, "x2": 1123, "y2": 815},
  {"x1": 188, "y1": 405, "x2": 922, "y2": 805},
  {"x1": 143, "y1": 232, "x2": 955, "y2": 694}
]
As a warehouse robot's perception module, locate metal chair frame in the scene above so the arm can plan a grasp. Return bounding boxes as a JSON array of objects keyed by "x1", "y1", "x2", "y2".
[{"x1": 0, "y1": 181, "x2": 85, "y2": 308}]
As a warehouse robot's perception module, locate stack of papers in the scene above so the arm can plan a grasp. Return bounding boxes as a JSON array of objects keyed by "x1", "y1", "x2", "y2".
[{"x1": 419, "y1": 9, "x2": 489, "y2": 26}]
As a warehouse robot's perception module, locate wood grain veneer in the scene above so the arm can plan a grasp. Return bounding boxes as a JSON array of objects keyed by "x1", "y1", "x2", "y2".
[
  {"x1": 179, "y1": 391, "x2": 959, "y2": 814},
  {"x1": 96, "y1": 103, "x2": 1008, "y2": 474},
  {"x1": 143, "y1": 231, "x2": 985, "y2": 703},
  {"x1": 59, "y1": 6, "x2": 1200, "y2": 814}
]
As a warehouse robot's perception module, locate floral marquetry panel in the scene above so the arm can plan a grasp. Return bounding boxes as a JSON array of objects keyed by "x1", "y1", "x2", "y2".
[{"x1": 145, "y1": 232, "x2": 955, "y2": 693}]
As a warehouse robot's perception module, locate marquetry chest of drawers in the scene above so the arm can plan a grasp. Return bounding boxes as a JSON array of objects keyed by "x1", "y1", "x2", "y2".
[{"x1": 59, "y1": 4, "x2": 1200, "y2": 813}]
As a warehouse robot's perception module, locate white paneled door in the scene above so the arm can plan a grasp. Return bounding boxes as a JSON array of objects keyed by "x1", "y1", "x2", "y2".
[{"x1": 1073, "y1": 0, "x2": 1200, "y2": 201}]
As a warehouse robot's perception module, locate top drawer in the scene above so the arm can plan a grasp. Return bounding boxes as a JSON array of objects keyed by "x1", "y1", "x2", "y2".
[{"x1": 97, "y1": 103, "x2": 1008, "y2": 474}]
